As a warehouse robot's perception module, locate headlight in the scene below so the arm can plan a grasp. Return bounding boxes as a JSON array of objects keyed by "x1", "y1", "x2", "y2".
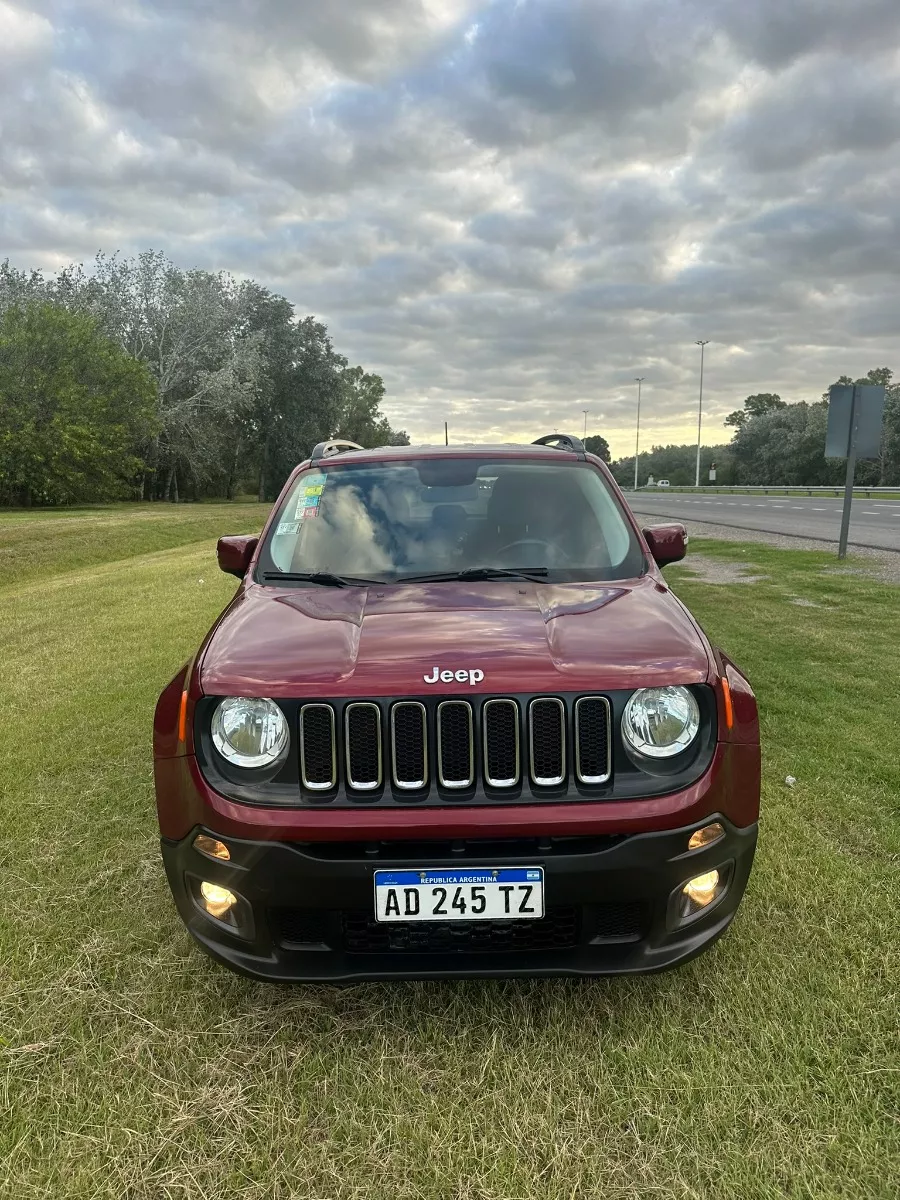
[
  {"x1": 622, "y1": 686, "x2": 700, "y2": 760},
  {"x1": 211, "y1": 697, "x2": 288, "y2": 768}
]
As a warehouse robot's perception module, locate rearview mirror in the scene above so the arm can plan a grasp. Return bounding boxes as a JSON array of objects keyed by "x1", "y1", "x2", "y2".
[
  {"x1": 217, "y1": 535, "x2": 258, "y2": 579},
  {"x1": 417, "y1": 460, "x2": 479, "y2": 487},
  {"x1": 642, "y1": 523, "x2": 687, "y2": 568}
]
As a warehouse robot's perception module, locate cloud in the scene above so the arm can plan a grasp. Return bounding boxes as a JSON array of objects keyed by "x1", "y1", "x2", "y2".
[{"x1": 3, "y1": 0, "x2": 900, "y2": 454}]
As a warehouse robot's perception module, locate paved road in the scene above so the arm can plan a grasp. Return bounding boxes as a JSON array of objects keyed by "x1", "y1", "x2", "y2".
[{"x1": 628, "y1": 492, "x2": 900, "y2": 552}]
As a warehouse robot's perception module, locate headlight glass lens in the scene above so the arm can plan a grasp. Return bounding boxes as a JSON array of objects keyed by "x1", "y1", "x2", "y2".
[
  {"x1": 622, "y1": 686, "x2": 700, "y2": 759},
  {"x1": 211, "y1": 697, "x2": 288, "y2": 768}
]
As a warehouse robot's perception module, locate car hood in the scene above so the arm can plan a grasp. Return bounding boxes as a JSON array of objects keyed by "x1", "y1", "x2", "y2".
[{"x1": 198, "y1": 577, "x2": 713, "y2": 697}]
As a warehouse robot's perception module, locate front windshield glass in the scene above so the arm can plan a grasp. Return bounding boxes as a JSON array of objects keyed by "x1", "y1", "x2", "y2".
[{"x1": 258, "y1": 458, "x2": 646, "y2": 583}]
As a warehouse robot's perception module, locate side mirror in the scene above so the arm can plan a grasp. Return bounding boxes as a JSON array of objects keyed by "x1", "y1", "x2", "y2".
[
  {"x1": 642, "y1": 523, "x2": 687, "y2": 568},
  {"x1": 217, "y1": 535, "x2": 258, "y2": 579}
]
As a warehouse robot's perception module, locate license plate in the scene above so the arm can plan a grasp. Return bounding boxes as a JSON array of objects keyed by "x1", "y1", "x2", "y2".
[{"x1": 374, "y1": 867, "x2": 545, "y2": 923}]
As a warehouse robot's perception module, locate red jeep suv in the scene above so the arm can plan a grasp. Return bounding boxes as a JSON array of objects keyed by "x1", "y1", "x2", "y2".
[{"x1": 153, "y1": 434, "x2": 760, "y2": 980}]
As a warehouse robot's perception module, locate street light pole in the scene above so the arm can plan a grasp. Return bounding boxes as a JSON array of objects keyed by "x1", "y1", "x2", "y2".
[
  {"x1": 634, "y1": 378, "x2": 644, "y2": 491},
  {"x1": 694, "y1": 341, "x2": 709, "y2": 487},
  {"x1": 582, "y1": 409, "x2": 589, "y2": 439}
]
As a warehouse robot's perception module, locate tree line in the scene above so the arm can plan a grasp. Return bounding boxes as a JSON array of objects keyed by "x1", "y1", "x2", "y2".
[
  {"x1": 609, "y1": 369, "x2": 900, "y2": 488},
  {"x1": 0, "y1": 252, "x2": 407, "y2": 506}
]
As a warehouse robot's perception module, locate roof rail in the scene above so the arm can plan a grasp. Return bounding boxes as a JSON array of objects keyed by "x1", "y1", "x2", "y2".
[
  {"x1": 531, "y1": 433, "x2": 585, "y2": 459},
  {"x1": 310, "y1": 439, "x2": 365, "y2": 466}
]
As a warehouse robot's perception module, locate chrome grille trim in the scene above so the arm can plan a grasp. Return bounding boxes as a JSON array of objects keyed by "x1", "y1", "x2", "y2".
[
  {"x1": 482, "y1": 699, "x2": 520, "y2": 787},
  {"x1": 574, "y1": 695, "x2": 612, "y2": 784},
  {"x1": 299, "y1": 703, "x2": 336, "y2": 791},
  {"x1": 436, "y1": 700, "x2": 474, "y2": 788},
  {"x1": 345, "y1": 702, "x2": 382, "y2": 791},
  {"x1": 528, "y1": 697, "x2": 566, "y2": 786},
  {"x1": 391, "y1": 702, "x2": 428, "y2": 789}
]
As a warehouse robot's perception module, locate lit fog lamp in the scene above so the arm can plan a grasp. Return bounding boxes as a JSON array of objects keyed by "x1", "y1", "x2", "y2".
[
  {"x1": 199, "y1": 881, "x2": 238, "y2": 919},
  {"x1": 194, "y1": 834, "x2": 231, "y2": 861},
  {"x1": 682, "y1": 869, "x2": 720, "y2": 908},
  {"x1": 688, "y1": 822, "x2": 725, "y2": 851}
]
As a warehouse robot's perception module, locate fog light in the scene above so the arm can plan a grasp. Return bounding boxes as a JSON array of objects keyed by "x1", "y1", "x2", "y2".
[
  {"x1": 688, "y1": 822, "x2": 725, "y2": 851},
  {"x1": 194, "y1": 834, "x2": 231, "y2": 861},
  {"x1": 683, "y1": 869, "x2": 720, "y2": 907},
  {"x1": 200, "y1": 881, "x2": 237, "y2": 919}
]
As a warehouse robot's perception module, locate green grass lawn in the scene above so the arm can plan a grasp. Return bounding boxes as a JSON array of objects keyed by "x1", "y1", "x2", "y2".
[{"x1": 1, "y1": 508, "x2": 898, "y2": 1199}]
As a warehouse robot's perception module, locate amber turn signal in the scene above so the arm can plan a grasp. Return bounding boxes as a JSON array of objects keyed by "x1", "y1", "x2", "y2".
[
  {"x1": 193, "y1": 834, "x2": 231, "y2": 861},
  {"x1": 688, "y1": 822, "x2": 725, "y2": 851}
]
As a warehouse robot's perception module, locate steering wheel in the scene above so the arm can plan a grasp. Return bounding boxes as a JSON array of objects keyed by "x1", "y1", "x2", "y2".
[{"x1": 494, "y1": 538, "x2": 567, "y2": 566}]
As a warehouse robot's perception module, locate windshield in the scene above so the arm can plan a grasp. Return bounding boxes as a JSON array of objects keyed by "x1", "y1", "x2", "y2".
[{"x1": 258, "y1": 458, "x2": 645, "y2": 583}]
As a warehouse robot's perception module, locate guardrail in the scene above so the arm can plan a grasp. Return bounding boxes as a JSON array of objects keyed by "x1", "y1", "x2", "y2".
[{"x1": 627, "y1": 485, "x2": 899, "y2": 498}]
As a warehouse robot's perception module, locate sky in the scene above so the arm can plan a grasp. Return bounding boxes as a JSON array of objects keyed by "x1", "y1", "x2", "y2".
[{"x1": 3, "y1": 0, "x2": 900, "y2": 457}]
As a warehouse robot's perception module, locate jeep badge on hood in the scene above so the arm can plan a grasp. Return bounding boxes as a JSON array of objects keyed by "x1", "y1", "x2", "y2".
[{"x1": 423, "y1": 666, "x2": 485, "y2": 685}]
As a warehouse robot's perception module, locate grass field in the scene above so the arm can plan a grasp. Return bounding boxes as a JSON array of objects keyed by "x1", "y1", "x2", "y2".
[{"x1": 1, "y1": 505, "x2": 898, "y2": 1199}]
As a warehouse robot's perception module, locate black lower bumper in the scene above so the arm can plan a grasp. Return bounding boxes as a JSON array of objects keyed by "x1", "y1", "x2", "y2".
[{"x1": 161, "y1": 819, "x2": 758, "y2": 981}]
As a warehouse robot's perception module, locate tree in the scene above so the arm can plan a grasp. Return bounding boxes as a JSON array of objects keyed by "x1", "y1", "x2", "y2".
[
  {"x1": 84, "y1": 252, "x2": 267, "y2": 500},
  {"x1": 724, "y1": 393, "x2": 786, "y2": 428},
  {"x1": 820, "y1": 369, "x2": 900, "y2": 486},
  {"x1": 0, "y1": 251, "x2": 404, "y2": 504},
  {"x1": 610, "y1": 443, "x2": 732, "y2": 487},
  {"x1": 727, "y1": 402, "x2": 848, "y2": 486},
  {"x1": 0, "y1": 304, "x2": 156, "y2": 505},
  {"x1": 584, "y1": 435, "x2": 611, "y2": 462},
  {"x1": 333, "y1": 366, "x2": 407, "y2": 448}
]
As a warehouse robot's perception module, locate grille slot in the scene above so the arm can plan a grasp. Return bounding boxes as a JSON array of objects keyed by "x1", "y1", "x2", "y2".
[
  {"x1": 299, "y1": 704, "x2": 336, "y2": 790},
  {"x1": 391, "y1": 702, "x2": 428, "y2": 789},
  {"x1": 436, "y1": 701, "x2": 474, "y2": 788},
  {"x1": 483, "y1": 699, "x2": 520, "y2": 787},
  {"x1": 342, "y1": 907, "x2": 579, "y2": 954},
  {"x1": 345, "y1": 703, "x2": 382, "y2": 790},
  {"x1": 271, "y1": 909, "x2": 331, "y2": 946},
  {"x1": 590, "y1": 901, "x2": 646, "y2": 942},
  {"x1": 529, "y1": 698, "x2": 566, "y2": 786},
  {"x1": 575, "y1": 696, "x2": 612, "y2": 784}
]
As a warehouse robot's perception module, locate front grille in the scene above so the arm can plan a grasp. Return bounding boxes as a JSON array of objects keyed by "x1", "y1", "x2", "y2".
[
  {"x1": 483, "y1": 699, "x2": 519, "y2": 787},
  {"x1": 295, "y1": 693, "x2": 612, "y2": 802},
  {"x1": 299, "y1": 704, "x2": 336, "y2": 790},
  {"x1": 342, "y1": 907, "x2": 579, "y2": 954},
  {"x1": 575, "y1": 696, "x2": 612, "y2": 784},
  {"x1": 589, "y1": 901, "x2": 645, "y2": 941},
  {"x1": 437, "y1": 701, "x2": 474, "y2": 788},
  {"x1": 345, "y1": 703, "x2": 381, "y2": 790},
  {"x1": 272, "y1": 909, "x2": 331, "y2": 945},
  {"x1": 296, "y1": 835, "x2": 627, "y2": 861},
  {"x1": 529, "y1": 698, "x2": 565, "y2": 785},
  {"x1": 270, "y1": 900, "x2": 646, "y2": 952},
  {"x1": 391, "y1": 702, "x2": 427, "y2": 789}
]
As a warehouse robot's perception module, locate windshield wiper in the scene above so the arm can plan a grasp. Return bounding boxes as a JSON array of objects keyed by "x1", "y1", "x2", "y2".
[
  {"x1": 394, "y1": 566, "x2": 550, "y2": 584},
  {"x1": 261, "y1": 571, "x2": 384, "y2": 587}
]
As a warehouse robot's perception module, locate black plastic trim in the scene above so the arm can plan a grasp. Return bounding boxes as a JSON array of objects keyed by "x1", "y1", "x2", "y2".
[
  {"x1": 531, "y1": 433, "x2": 586, "y2": 459},
  {"x1": 160, "y1": 815, "x2": 758, "y2": 980},
  {"x1": 192, "y1": 687, "x2": 717, "y2": 810}
]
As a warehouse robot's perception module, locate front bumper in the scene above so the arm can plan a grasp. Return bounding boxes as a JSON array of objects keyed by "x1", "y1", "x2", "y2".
[{"x1": 161, "y1": 817, "x2": 758, "y2": 981}]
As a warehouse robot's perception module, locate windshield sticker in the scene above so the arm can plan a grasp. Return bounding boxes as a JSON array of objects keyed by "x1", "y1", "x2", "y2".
[
  {"x1": 294, "y1": 472, "x2": 328, "y2": 519},
  {"x1": 275, "y1": 520, "x2": 300, "y2": 536}
]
